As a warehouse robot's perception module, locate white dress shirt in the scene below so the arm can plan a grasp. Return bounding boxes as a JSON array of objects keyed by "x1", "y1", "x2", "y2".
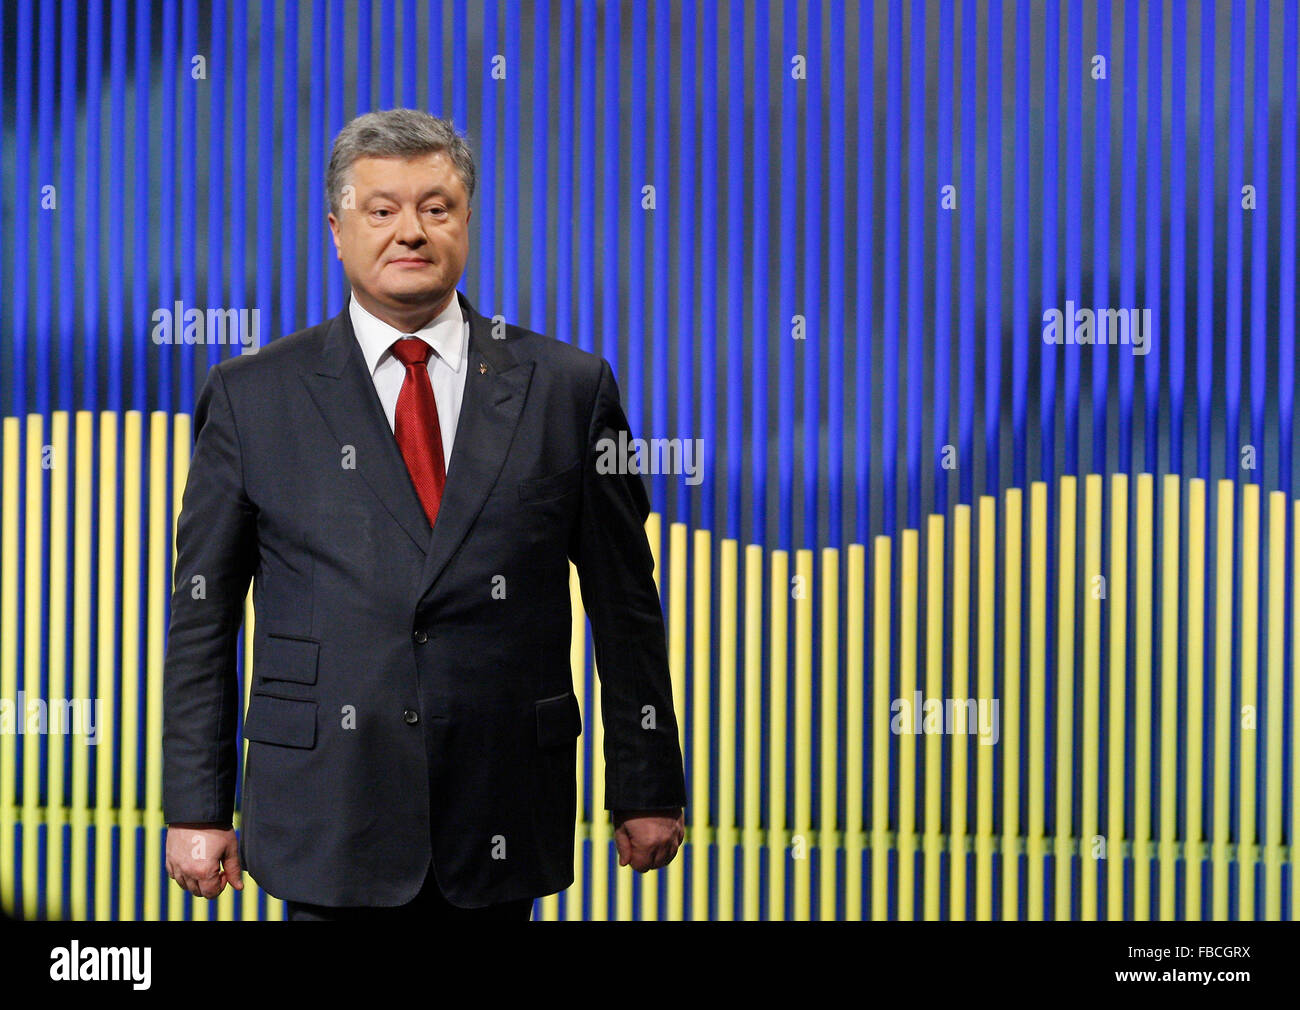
[{"x1": 348, "y1": 290, "x2": 468, "y2": 476}]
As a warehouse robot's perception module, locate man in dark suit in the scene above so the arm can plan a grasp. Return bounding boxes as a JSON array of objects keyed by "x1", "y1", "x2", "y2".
[{"x1": 162, "y1": 109, "x2": 686, "y2": 920}]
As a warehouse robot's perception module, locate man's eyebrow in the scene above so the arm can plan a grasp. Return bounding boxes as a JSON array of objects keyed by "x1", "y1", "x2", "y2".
[{"x1": 363, "y1": 187, "x2": 456, "y2": 203}]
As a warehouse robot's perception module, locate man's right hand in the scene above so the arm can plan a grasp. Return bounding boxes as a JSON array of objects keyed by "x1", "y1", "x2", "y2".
[{"x1": 165, "y1": 822, "x2": 243, "y2": 899}]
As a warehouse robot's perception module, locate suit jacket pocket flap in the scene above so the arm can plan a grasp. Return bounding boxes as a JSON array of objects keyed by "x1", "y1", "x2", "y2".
[
  {"x1": 243, "y1": 695, "x2": 318, "y2": 749},
  {"x1": 535, "y1": 691, "x2": 582, "y2": 749},
  {"x1": 262, "y1": 634, "x2": 319, "y2": 685}
]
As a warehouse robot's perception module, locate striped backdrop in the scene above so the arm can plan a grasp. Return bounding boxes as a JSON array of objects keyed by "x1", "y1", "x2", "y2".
[{"x1": 0, "y1": 0, "x2": 1297, "y2": 919}]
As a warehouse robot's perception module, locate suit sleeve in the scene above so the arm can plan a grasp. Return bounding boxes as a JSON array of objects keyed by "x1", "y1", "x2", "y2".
[
  {"x1": 568, "y1": 358, "x2": 687, "y2": 812},
  {"x1": 162, "y1": 364, "x2": 259, "y2": 826}
]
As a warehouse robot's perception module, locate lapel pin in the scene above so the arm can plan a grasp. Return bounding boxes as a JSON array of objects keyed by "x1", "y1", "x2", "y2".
[{"x1": 479, "y1": 361, "x2": 487, "y2": 374}]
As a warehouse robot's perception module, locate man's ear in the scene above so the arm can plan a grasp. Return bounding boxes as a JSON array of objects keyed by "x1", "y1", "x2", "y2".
[{"x1": 327, "y1": 212, "x2": 343, "y2": 260}]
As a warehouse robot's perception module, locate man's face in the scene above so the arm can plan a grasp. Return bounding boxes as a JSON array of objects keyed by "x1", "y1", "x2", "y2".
[{"x1": 328, "y1": 151, "x2": 472, "y2": 323}]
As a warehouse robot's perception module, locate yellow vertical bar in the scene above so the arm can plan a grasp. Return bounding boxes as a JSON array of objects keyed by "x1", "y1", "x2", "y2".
[
  {"x1": 46, "y1": 413, "x2": 70, "y2": 922},
  {"x1": 692, "y1": 529, "x2": 713, "y2": 921},
  {"x1": 1027, "y1": 483, "x2": 1048, "y2": 921},
  {"x1": 1002, "y1": 488, "x2": 1023, "y2": 922},
  {"x1": 1054, "y1": 475, "x2": 1078, "y2": 921},
  {"x1": 1080, "y1": 474, "x2": 1103, "y2": 921},
  {"x1": 793, "y1": 547, "x2": 813, "y2": 920},
  {"x1": 818, "y1": 546, "x2": 839, "y2": 919},
  {"x1": 717, "y1": 538, "x2": 739, "y2": 921},
  {"x1": 556, "y1": 560, "x2": 585, "y2": 921},
  {"x1": 144, "y1": 413, "x2": 168, "y2": 921},
  {"x1": 71, "y1": 412, "x2": 95, "y2": 921},
  {"x1": 1159, "y1": 475, "x2": 1181, "y2": 920},
  {"x1": 95, "y1": 411, "x2": 119, "y2": 920},
  {"x1": 1133, "y1": 475, "x2": 1154, "y2": 920},
  {"x1": 897, "y1": 529, "x2": 918, "y2": 921},
  {"x1": 664, "y1": 520, "x2": 688, "y2": 920},
  {"x1": 118, "y1": 411, "x2": 144, "y2": 921},
  {"x1": 168, "y1": 414, "x2": 192, "y2": 922},
  {"x1": 1264, "y1": 493, "x2": 1285, "y2": 920},
  {"x1": 1293, "y1": 504, "x2": 1300, "y2": 924},
  {"x1": 1185, "y1": 478, "x2": 1207, "y2": 920},
  {"x1": 0, "y1": 418, "x2": 19, "y2": 913},
  {"x1": 871, "y1": 536, "x2": 891, "y2": 921},
  {"x1": 743, "y1": 544, "x2": 765, "y2": 920},
  {"x1": 1212, "y1": 479, "x2": 1234, "y2": 920},
  {"x1": 22, "y1": 415, "x2": 44, "y2": 917},
  {"x1": 768, "y1": 547, "x2": 789, "y2": 920},
  {"x1": 923, "y1": 515, "x2": 945, "y2": 921},
  {"x1": 950, "y1": 506, "x2": 971, "y2": 920},
  {"x1": 1237, "y1": 483, "x2": 1259, "y2": 922},
  {"x1": 1106, "y1": 475, "x2": 1129, "y2": 920},
  {"x1": 844, "y1": 544, "x2": 865, "y2": 921},
  {"x1": 976, "y1": 498, "x2": 996, "y2": 920}
]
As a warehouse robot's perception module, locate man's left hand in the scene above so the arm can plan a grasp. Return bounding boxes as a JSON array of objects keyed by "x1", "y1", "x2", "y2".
[{"x1": 612, "y1": 808, "x2": 685, "y2": 872}]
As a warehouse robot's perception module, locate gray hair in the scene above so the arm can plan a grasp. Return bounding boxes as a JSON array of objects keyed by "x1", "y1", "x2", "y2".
[{"x1": 326, "y1": 108, "x2": 476, "y2": 216}]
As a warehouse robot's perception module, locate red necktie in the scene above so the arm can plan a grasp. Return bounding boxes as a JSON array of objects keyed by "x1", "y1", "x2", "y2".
[{"x1": 390, "y1": 337, "x2": 447, "y2": 529}]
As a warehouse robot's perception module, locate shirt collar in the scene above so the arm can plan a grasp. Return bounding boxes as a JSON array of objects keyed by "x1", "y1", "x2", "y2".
[{"x1": 349, "y1": 290, "x2": 466, "y2": 377}]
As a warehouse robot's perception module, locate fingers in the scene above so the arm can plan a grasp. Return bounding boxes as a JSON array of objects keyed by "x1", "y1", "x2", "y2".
[{"x1": 223, "y1": 843, "x2": 245, "y2": 890}]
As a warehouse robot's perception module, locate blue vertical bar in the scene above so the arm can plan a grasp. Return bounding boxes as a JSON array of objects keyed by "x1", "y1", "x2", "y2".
[
  {"x1": 503, "y1": 0, "x2": 521, "y2": 323},
  {"x1": 1224, "y1": 0, "x2": 1245, "y2": 481},
  {"x1": 1144, "y1": 0, "x2": 1163, "y2": 476},
  {"x1": 282, "y1": 0, "x2": 300, "y2": 335},
  {"x1": 402, "y1": 0, "x2": 418, "y2": 107},
  {"x1": 1281, "y1": 1, "x2": 1298, "y2": 500},
  {"x1": 258, "y1": 0, "x2": 276, "y2": 343},
  {"x1": 306, "y1": 0, "x2": 325, "y2": 326},
  {"x1": 804, "y1": 0, "x2": 822, "y2": 550},
  {"x1": 1039, "y1": 0, "x2": 1058, "y2": 485},
  {"x1": 58, "y1": 0, "x2": 76, "y2": 412},
  {"x1": 479, "y1": 0, "x2": 498, "y2": 310},
  {"x1": 577, "y1": 0, "x2": 595, "y2": 356},
  {"x1": 380, "y1": 0, "x2": 395, "y2": 109},
  {"x1": 36, "y1": 0, "x2": 52, "y2": 416},
  {"x1": 753, "y1": 0, "x2": 770, "y2": 548},
  {"x1": 209, "y1": 0, "x2": 229, "y2": 372},
  {"x1": 232, "y1": 1, "x2": 249, "y2": 345},
  {"x1": 1196, "y1": 1, "x2": 1214, "y2": 480},
  {"x1": 933, "y1": 0, "x2": 952, "y2": 515},
  {"x1": 13, "y1": 0, "x2": 31, "y2": 419},
  {"x1": 725, "y1": 0, "x2": 744, "y2": 543},
  {"x1": 1011, "y1": 0, "x2": 1028, "y2": 492},
  {"x1": 647, "y1": 0, "x2": 667, "y2": 513},
  {"x1": 427, "y1": 0, "x2": 443, "y2": 115},
  {"x1": 905, "y1": 0, "x2": 923, "y2": 526},
  {"x1": 884, "y1": 0, "x2": 902, "y2": 527},
  {"x1": 556, "y1": 0, "x2": 574, "y2": 354},
  {"x1": 530, "y1": 1, "x2": 550, "y2": 336},
  {"x1": 146, "y1": 0, "x2": 164, "y2": 413},
  {"x1": 106, "y1": 0, "x2": 125, "y2": 416},
  {"x1": 1249, "y1": 1, "x2": 1268, "y2": 488},
  {"x1": 327, "y1": 0, "x2": 344, "y2": 312},
  {"x1": 827, "y1": 0, "x2": 845, "y2": 554},
  {"x1": 1064, "y1": 0, "x2": 1080, "y2": 479},
  {"x1": 778, "y1": 0, "x2": 797, "y2": 554},
  {"x1": 179, "y1": 0, "x2": 197, "y2": 413},
  {"x1": 84, "y1": 0, "x2": 102, "y2": 413},
  {"x1": 700, "y1": 0, "x2": 717, "y2": 536},
  {"x1": 1090, "y1": 0, "x2": 1109, "y2": 476},
  {"x1": 957, "y1": 0, "x2": 974, "y2": 505},
  {"x1": 1118, "y1": 0, "x2": 1138, "y2": 476},
  {"x1": 985, "y1": 0, "x2": 1002, "y2": 497},
  {"x1": 357, "y1": 0, "x2": 372, "y2": 114},
  {"x1": 1171, "y1": 1, "x2": 1186, "y2": 476}
]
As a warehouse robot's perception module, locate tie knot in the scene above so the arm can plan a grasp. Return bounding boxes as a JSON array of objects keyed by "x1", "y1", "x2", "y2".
[{"x1": 390, "y1": 337, "x2": 431, "y2": 368}]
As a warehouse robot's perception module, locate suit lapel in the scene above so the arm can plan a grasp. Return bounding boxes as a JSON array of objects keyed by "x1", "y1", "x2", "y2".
[
  {"x1": 417, "y1": 291, "x2": 533, "y2": 602},
  {"x1": 301, "y1": 290, "x2": 534, "y2": 598}
]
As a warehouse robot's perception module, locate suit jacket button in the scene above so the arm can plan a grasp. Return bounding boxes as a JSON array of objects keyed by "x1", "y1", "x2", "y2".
[
  {"x1": 413, "y1": 630, "x2": 428, "y2": 644},
  {"x1": 403, "y1": 709, "x2": 419, "y2": 725}
]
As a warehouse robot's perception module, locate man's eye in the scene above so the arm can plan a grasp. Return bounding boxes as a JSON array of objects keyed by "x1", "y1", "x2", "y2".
[{"x1": 427, "y1": 207, "x2": 446, "y2": 216}]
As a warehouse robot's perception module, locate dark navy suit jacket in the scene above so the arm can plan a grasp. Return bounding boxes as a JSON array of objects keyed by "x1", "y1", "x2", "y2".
[{"x1": 162, "y1": 289, "x2": 687, "y2": 907}]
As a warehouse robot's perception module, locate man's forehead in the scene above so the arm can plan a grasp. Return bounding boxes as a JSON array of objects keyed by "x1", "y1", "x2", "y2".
[{"x1": 350, "y1": 154, "x2": 464, "y2": 193}]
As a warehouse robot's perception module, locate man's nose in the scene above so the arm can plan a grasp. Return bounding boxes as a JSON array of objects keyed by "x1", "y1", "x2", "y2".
[{"x1": 395, "y1": 205, "x2": 427, "y2": 246}]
